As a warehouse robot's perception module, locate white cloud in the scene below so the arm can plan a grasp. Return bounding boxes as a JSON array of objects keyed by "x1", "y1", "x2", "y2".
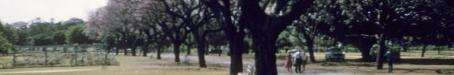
[{"x1": 0, "y1": 0, "x2": 107, "y2": 23}]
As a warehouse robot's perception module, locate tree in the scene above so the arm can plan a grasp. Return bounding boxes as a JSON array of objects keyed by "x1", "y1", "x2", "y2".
[
  {"x1": 158, "y1": 0, "x2": 223, "y2": 67},
  {"x1": 86, "y1": 0, "x2": 145, "y2": 56},
  {"x1": 65, "y1": 25, "x2": 96, "y2": 44},
  {"x1": 202, "y1": 0, "x2": 247, "y2": 74},
  {"x1": 204, "y1": 0, "x2": 315, "y2": 74},
  {"x1": 64, "y1": 18, "x2": 84, "y2": 25},
  {"x1": 140, "y1": 0, "x2": 190, "y2": 62},
  {"x1": 27, "y1": 19, "x2": 57, "y2": 46},
  {"x1": 236, "y1": 0, "x2": 315, "y2": 75},
  {"x1": 0, "y1": 22, "x2": 15, "y2": 54},
  {"x1": 53, "y1": 31, "x2": 66, "y2": 44},
  {"x1": 0, "y1": 23, "x2": 18, "y2": 45},
  {"x1": 0, "y1": 33, "x2": 13, "y2": 54},
  {"x1": 309, "y1": 0, "x2": 454, "y2": 69},
  {"x1": 287, "y1": 15, "x2": 320, "y2": 63},
  {"x1": 12, "y1": 22, "x2": 30, "y2": 46}
]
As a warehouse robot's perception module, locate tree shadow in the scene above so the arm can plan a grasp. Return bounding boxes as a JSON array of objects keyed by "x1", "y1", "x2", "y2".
[
  {"x1": 398, "y1": 59, "x2": 454, "y2": 65},
  {"x1": 394, "y1": 68, "x2": 454, "y2": 74},
  {"x1": 343, "y1": 58, "x2": 454, "y2": 65}
]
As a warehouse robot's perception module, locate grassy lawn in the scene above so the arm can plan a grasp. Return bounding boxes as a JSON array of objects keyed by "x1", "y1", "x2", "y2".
[
  {"x1": 0, "y1": 67, "x2": 227, "y2": 75},
  {"x1": 0, "y1": 56, "x2": 12, "y2": 64},
  {"x1": 0, "y1": 55, "x2": 228, "y2": 75},
  {"x1": 0, "y1": 56, "x2": 13, "y2": 69},
  {"x1": 0, "y1": 50, "x2": 453, "y2": 75}
]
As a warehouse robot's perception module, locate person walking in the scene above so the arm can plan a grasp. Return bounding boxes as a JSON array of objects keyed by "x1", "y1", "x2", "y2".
[
  {"x1": 284, "y1": 52, "x2": 293, "y2": 72},
  {"x1": 293, "y1": 50, "x2": 304, "y2": 73}
]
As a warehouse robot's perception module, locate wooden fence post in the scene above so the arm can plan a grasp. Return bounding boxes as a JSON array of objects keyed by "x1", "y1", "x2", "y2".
[
  {"x1": 74, "y1": 46, "x2": 78, "y2": 66},
  {"x1": 63, "y1": 45, "x2": 68, "y2": 53},
  {"x1": 103, "y1": 45, "x2": 109, "y2": 65},
  {"x1": 12, "y1": 47, "x2": 17, "y2": 68},
  {"x1": 43, "y1": 47, "x2": 48, "y2": 66}
]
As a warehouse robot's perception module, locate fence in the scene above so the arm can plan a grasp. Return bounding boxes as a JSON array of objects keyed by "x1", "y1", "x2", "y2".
[{"x1": 1, "y1": 44, "x2": 117, "y2": 69}]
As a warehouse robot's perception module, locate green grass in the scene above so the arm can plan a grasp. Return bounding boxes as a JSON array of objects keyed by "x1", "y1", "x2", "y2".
[
  {"x1": 2, "y1": 47, "x2": 454, "y2": 75},
  {"x1": 0, "y1": 55, "x2": 228, "y2": 75},
  {"x1": 0, "y1": 56, "x2": 13, "y2": 69},
  {"x1": 400, "y1": 50, "x2": 454, "y2": 59}
]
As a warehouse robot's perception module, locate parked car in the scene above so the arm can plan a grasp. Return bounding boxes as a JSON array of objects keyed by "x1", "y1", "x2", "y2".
[{"x1": 325, "y1": 46, "x2": 345, "y2": 62}]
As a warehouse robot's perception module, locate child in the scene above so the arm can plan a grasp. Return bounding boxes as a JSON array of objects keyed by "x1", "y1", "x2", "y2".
[{"x1": 284, "y1": 52, "x2": 293, "y2": 72}]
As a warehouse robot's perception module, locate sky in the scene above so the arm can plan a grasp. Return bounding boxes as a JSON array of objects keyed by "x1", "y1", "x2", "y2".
[{"x1": 0, "y1": 0, "x2": 108, "y2": 23}]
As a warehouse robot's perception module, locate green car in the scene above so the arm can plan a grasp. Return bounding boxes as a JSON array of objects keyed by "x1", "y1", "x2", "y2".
[{"x1": 325, "y1": 46, "x2": 345, "y2": 62}]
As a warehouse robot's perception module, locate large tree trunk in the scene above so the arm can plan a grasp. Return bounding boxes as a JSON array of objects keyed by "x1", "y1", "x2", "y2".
[
  {"x1": 446, "y1": 0, "x2": 454, "y2": 7},
  {"x1": 142, "y1": 45, "x2": 148, "y2": 57},
  {"x1": 216, "y1": 4, "x2": 245, "y2": 74},
  {"x1": 115, "y1": 47, "x2": 119, "y2": 55},
  {"x1": 157, "y1": 46, "x2": 162, "y2": 60},
  {"x1": 226, "y1": 29, "x2": 245, "y2": 74},
  {"x1": 132, "y1": 46, "x2": 137, "y2": 56},
  {"x1": 305, "y1": 36, "x2": 316, "y2": 62},
  {"x1": 196, "y1": 40, "x2": 207, "y2": 68},
  {"x1": 174, "y1": 43, "x2": 181, "y2": 62},
  {"x1": 402, "y1": 44, "x2": 409, "y2": 52},
  {"x1": 438, "y1": 46, "x2": 442, "y2": 55},
  {"x1": 302, "y1": 29, "x2": 315, "y2": 62},
  {"x1": 229, "y1": 36, "x2": 244, "y2": 75},
  {"x1": 376, "y1": 34, "x2": 386, "y2": 69},
  {"x1": 359, "y1": 44, "x2": 373, "y2": 61},
  {"x1": 358, "y1": 38, "x2": 375, "y2": 62},
  {"x1": 421, "y1": 44, "x2": 427, "y2": 57},
  {"x1": 298, "y1": 23, "x2": 317, "y2": 62},
  {"x1": 123, "y1": 48, "x2": 127, "y2": 56},
  {"x1": 193, "y1": 31, "x2": 207, "y2": 68},
  {"x1": 252, "y1": 35, "x2": 278, "y2": 75},
  {"x1": 186, "y1": 44, "x2": 191, "y2": 55}
]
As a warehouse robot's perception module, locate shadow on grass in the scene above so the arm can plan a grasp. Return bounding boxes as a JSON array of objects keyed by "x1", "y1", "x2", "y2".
[
  {"x1": 319, "y1": 58, "x2": 454, "y2": 67},
  {"x1": 399, "y1": 59, "x2": 454, "y2": 65},
  {"x1": 319, "y1": 59, "x2": 376, "y2": 67},
  {"x1": 394, "y1": 68, "x2": 454, "y2": 74},
  {"x1": 342, "y1": 58, "x2": 454, "y2": 65}
]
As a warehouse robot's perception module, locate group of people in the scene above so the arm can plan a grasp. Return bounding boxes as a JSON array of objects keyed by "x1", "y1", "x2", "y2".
[
  {"x1": 282, "y1": 47, "x2": 395, "y2": 74},
  {"x1": 284, "y1": 48, "x2": 308, "y2": 73}
]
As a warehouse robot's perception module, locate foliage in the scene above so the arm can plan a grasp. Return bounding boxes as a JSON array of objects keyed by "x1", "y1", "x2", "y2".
[
  {"x1": 15, "y1": 27, "x2": 31, "y2": 46},
  {"x1": 2, "y1": 18, "x2": 99, "y2": 46},
  {"x1": 65, "y1": 25, "x2": 96, "y2": 44},
  {"x1": 82, "y1": 0, "x2": 454, "y2": 74},
  {"x1": 0, "y1": 33, "x2": 13, "y2": 53},
  {"x1": 0, "y1": 22, "x2": 16, "y2": 53}
]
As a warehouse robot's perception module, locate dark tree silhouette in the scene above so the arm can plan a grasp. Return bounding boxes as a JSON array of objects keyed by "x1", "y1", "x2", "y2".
[
  {"x1": 202, "y1": 0, "x2": 246, "y2": 74},
  {"x1": 238, "y1": 0, "x2": 314, "y2": 75}
]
